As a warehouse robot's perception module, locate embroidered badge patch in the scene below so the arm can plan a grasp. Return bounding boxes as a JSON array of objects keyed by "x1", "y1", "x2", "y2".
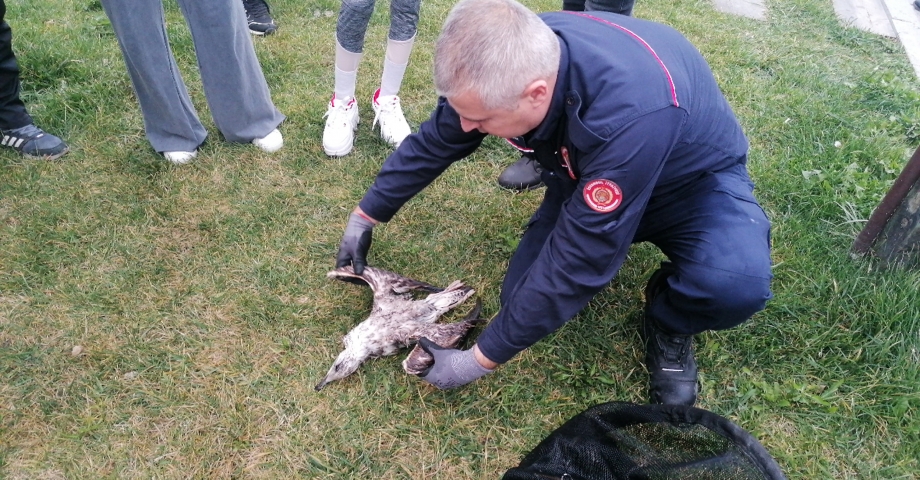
[{"x1": 583, "y1": 179, "x2": 623, "y2": 213}]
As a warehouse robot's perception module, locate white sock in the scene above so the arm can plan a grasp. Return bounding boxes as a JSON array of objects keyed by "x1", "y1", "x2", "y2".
[
  {"x1": 334, "y1": 66, "x2": 358, "y2": 101},
  {"x1": 379, "y1": 36, "x2": 415, "y2": 98},
  {"x1": 334, "y1": 39, "x2": 362, "y2": 101}
]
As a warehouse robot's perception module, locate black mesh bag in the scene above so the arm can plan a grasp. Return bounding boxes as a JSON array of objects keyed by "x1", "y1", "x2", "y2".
[{"x1": 503, "y1": 402, "x2": 786, "y2": 480}]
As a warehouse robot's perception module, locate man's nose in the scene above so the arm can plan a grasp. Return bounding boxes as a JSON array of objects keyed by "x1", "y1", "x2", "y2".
[{"x1": 459, "y1": 118, "x2": 479, "y2": 132}]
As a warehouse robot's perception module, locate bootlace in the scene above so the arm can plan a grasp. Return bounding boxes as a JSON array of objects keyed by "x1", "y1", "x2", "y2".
[
  {"x1": 324, "y1": 98, "x2": 355, "y2": 126},
  {"x1": 657, "y1": 334, "x2": 691, "y2": 366},
  {"x1": 373, "y1": 96, "x2": 403, "y2": 127}
]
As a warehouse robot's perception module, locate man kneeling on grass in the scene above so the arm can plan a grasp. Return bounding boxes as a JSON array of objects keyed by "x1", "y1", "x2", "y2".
[{"x1": 334, "y1": 0, "x2": 772, "y2": 406}]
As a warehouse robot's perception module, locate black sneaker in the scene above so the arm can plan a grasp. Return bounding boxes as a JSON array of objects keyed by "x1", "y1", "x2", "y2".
[
  {"x1": 243, "y1": 0, "x2": 277, "y2": 35},
  {"x1": 642, "y1": 264, "x2": 699, "y2": 406},
  {"x1": 1, "y1": 124, "x2": 69, "y2": 160},
  {"x1": 498, "y1": 155, "x2": 544, "y2": 191}
]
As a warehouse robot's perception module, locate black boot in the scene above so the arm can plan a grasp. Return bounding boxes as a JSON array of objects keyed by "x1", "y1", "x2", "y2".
[
  {"x1": 642, "y1": 263, "x2": 699, "y2": 406},
  {"x1": 498, "y1": 156, "x2": 544, "y2": 191}
]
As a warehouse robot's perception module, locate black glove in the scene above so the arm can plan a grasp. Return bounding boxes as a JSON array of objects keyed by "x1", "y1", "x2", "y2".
[
  {"x1": 417, "y1": 338, "x2": 493, "y2": 389},
  {"x1": 335, "y1": 212, "x2": 375, "y2": 275}
]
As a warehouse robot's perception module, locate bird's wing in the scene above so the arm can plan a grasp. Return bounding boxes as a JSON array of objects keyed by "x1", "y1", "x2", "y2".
[
  {"x1": 327, "y1": 265, "x2": 374, "y2": 289},
  {"x1": 370, "y1": 267, "x2": 444, "y2": 295},
  {"x1": 327, "y1": 265, "x2": 444, "y2": 296}
]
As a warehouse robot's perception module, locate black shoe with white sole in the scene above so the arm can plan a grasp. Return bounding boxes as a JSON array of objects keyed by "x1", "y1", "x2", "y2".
[
  {"x1": 1, "y1": 124, "x2": 69, "y2": 160},
  {"x1": 243, "y1": 0, "x2": 277, "y2": 35}
]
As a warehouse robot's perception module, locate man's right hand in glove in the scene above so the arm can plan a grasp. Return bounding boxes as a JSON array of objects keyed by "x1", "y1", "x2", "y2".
[{"x1": 335, "y1": 209, "x2": 377, "y2": 275}]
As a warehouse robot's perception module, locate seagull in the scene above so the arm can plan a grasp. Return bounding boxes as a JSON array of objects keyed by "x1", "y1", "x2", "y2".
[{"x1": 315, "y1": 265, "x2": 480, "y2": 391}]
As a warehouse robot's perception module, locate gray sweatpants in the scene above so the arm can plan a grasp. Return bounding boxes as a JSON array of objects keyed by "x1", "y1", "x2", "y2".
[{"x1": 101, "y1": 0, "x2": 285, "y2": 152}]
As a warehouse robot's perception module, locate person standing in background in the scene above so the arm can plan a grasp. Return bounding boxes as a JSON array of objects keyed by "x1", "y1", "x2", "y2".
[
  {"x1": 321, "y1": 0, "x2": 420, "y2": 156},
  {"x1": 0, "y1": 0, "x2": 68, "y2": 160},
  {"x1": 101, "y1": 0, "x2": 285, "y2": 164}
]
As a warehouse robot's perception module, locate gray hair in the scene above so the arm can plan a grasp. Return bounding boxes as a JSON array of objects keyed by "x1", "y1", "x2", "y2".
[{"x1": 434, "y1": 0, "x2": 561, "y2": 110}]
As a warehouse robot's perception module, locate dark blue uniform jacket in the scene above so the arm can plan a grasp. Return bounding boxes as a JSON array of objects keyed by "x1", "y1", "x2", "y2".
[{"x1": 357, "y1": 11, "x2": 749, "y2": 364}]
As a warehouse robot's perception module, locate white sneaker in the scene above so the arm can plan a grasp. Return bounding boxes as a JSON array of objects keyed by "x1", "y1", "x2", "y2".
[
  {"x1": 163, "y1": 150, "x2": 197, "y2": 164},
  {"x1": 253, "y1": 128, "x2": 283, "y2": 153},
  {"x1": 322, "y1": 94, "x2": 359, "y2": 156},
  {"x1": 372, "y1": 89, "x2": 411, "y2": 148}
]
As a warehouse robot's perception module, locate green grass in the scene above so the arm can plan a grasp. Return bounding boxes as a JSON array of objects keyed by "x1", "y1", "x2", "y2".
[{"x1": 2, "y1": 0, "x2": 919, "y2": 477}]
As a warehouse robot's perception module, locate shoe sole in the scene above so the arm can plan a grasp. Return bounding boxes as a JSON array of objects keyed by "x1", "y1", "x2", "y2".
[
  {"x1": 324, "y1": 144, "x2": 354, "y2": 157},
  {"x1": 497, "y1": 181, "x2": 545, "y2": 192},
  {"x1": 249, "y1": 28, "x2": 276, "y2": 36},
  {"x1": 23, "y1": 146, "x2": 70, "y2": 161}
]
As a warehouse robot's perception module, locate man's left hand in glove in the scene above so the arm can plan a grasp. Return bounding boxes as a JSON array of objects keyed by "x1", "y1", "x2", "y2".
[{"x1": 416, "y1": 338, "x2": 496, "y2": 389}]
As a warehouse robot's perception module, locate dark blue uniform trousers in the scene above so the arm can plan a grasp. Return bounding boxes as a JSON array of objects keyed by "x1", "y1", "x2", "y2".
[{"x1": 501, "y1": 165, "x2": 773, "y2": 336}]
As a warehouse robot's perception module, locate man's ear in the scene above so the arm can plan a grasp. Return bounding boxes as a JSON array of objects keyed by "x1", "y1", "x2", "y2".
[{"x1": 522, "y1": 79, "x2": 551, "y2": 107}]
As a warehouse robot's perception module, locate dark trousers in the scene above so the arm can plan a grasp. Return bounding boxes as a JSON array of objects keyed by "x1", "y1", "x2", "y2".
[
  {"x1": 501, "y1": 165, "x2": 773, "y2": 336},
  {"x1": 563, "y1": 0, "x2": 636, "y2": 16},
  {"x1": 0, "y1": 0, "x2": 32, "y2": 130}
]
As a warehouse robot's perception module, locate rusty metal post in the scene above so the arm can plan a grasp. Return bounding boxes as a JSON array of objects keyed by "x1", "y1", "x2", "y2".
[{"x1": 851, "y1": 144, "x2": 920, "y2": 257}]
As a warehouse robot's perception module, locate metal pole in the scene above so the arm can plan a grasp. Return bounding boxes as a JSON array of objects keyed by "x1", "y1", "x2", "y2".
[{"x1": 851, "y1": 144, "x2": 920, "y2": 256}]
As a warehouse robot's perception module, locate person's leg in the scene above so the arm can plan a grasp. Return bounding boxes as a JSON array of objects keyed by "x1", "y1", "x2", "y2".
[
  {"x1": 323, "y1": 0, "x2": 375, "y2": 156},
  {"x1": 638, "y1": 167, "x2": 772, "y2": 335},
  {"x1": 101, "y1": 0, "x2": 207, "y2": 154},
  {"x1": 334, "y1": 0, "x2": 375, "y2": 100},
  {"x1": 635, "y1": 165, "x2": 773, "y2": 405},
  {"x1": 371, "y1": 0, "x2": 420, "y2": 147},
  {"x1": 562, "y1": 0, "x2": 586, "y2": 11},
  {"x1": 378, "y1": 38, "x2": 413, "y2": 98},
  {"x1": 0, "y1": 1, "x2": 30, "y2": 131},
  {"x1": 379, "y1": 0, "x2": 419, "y2": 98},
  {"x1": 178, "y1": 0, "x2": 284, "y2": 147},
  {"x1": 334, "y1": 40, "x2": 362, "y2": 102},
  {"x1": 585, "y1": 0, "x2": 636, "y2": 15},
  {"x1": 0, "y1": 1, "x2": 68, "y2": 159}
]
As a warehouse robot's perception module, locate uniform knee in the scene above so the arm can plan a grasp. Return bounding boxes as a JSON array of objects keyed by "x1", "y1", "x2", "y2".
[{"x1": 684, "y1": 269, "x2": 772, "y2": 330}]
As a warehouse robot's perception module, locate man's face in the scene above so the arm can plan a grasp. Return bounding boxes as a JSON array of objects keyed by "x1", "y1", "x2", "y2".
[{"x1": 448, "y1": 83, "x2": 551, "y2": 138}]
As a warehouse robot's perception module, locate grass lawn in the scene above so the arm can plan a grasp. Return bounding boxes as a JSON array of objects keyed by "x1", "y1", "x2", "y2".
[{"x1": 2, "y1": 0, "x2": 919, "y2": 477}]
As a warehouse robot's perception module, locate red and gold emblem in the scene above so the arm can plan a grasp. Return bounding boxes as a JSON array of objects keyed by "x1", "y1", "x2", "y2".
[{"x1": 583, "y1": 179, "x2": 623, "y2": 213}]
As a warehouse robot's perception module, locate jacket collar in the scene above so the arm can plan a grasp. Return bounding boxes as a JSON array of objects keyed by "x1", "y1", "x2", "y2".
[{"x1": 524, "y1": 35, "x2": 569, "y2": 146}]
